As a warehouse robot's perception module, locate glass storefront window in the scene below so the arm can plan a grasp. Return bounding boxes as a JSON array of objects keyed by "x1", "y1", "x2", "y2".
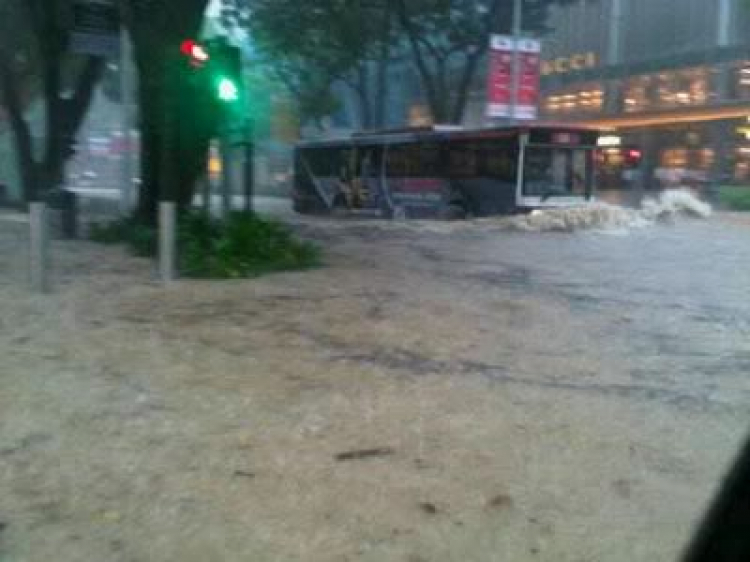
[
  {"x1": 543, "y1": 83, "x2": 604, "y2": 116},
  {"x1": 623, "y1": 67, "x2": 711, "y2": 113},
  {"x1": 732, "y1": 61, "x2": 750, "y2": 100}
]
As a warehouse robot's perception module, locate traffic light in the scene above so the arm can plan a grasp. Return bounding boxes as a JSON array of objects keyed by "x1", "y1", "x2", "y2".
[
  {"x1": 180, "y1": 39, "x2": 210, "y2": 68},
  {"x1": 207, "y1": 40, "x2": 243, "y2": 105},
  {"x1": 625, "y1": 148, "x2": 643, "y2": 167}
]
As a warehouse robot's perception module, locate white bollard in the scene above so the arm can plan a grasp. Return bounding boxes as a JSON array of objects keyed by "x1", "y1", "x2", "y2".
[
  {"x1": 29, "y1": 202, "x2": 49, "y2": 293},
  {"x1": 159, "y1": 202, "x2": 177, "y2": 283}
]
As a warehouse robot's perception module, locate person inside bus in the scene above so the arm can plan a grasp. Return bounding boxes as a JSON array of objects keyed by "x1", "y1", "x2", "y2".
[{"x1": 335, "y1": 163, "x2": 354, "y2": 209}]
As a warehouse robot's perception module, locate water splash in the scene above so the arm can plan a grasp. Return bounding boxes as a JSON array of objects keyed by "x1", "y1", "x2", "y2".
[
  {"x1": 499, "y1": 189, "x2": 712, "y2": 233},
  {"x1": 292, "y1": 189, "x2": 712, "y2": 235}
]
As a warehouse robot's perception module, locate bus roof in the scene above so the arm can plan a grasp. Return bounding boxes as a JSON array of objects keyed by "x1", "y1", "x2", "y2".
[{"x1": 296, "y1": 123, "x2": 601, "y2": 149}]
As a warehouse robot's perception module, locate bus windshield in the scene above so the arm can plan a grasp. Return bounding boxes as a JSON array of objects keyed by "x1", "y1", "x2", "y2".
[{"x1": 523, "y1": 146, "x2": 591, "y2": 199}]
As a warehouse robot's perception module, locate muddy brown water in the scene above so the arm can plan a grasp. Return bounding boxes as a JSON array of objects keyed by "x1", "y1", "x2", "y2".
[{"x1": 1, "y1": 208, "x2": 749, "y2": 562}]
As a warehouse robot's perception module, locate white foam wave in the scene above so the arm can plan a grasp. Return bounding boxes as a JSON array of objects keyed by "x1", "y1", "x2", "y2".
[{"x1": 499, "y1": 189, "x2": 712, "y2": 233}]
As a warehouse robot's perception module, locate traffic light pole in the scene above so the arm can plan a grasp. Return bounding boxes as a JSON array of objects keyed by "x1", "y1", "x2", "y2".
[
  {"x1": 159, "y1": 52, "x2": 178, "y2": 283},
  {"x1": 243, "y1": 119, "x2": 254, "y2": 213},
  {"x1": 220, "y1": 131, "x2": 231, "y2": 218}
]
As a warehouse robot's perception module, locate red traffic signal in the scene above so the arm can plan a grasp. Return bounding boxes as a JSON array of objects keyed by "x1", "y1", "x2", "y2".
[
  {"x1": 180, "y1": 39, "x2": 209, "y2": 67},
  {"x1": 625, "y1": 149, "x2": 643, "y2": 166}
]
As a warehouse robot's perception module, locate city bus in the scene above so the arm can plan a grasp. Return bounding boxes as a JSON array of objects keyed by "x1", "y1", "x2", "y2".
[{"x1": 293, "y1": 124, "x2": 600, "y2": 219}]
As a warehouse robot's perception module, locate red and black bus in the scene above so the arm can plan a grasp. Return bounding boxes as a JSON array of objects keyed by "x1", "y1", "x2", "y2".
[{"x1": 293, "y1": 124, "x2": 600, "y2": 219}]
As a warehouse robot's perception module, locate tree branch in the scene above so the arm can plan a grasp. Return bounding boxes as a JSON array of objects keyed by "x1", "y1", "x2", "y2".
[
  {"x1": 450, "y1": 0, "x2": 503, "y2": 123},
  {"x1": 393, "y1": 0, "x2": 443, "y2": 121},
  {"x1": 62, "y1": 56, "x2": 106, "y2": 154}
]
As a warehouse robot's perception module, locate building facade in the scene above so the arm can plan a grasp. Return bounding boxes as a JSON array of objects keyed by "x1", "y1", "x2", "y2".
[{"x1": 537, "y1": 0, "x2": 750, "y2": 189}]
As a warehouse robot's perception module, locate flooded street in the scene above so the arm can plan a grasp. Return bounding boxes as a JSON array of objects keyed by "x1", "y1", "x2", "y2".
[{"x1": 1, "y1": 207, "x2": 749, "y2": 561}]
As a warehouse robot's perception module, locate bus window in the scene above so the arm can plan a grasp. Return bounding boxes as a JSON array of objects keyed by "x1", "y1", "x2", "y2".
[
  {"x1": 482, "y1": 142, "x2": 517, "y2": 181},
  {"x1": 306, "y1": 148, "x2": 343, "y2": 178},
  {"x1": 387, "y1": 143, "x2": 440, "y2": 177},
  {"x1": 523, "y1": 147, "x2": 592, "y2": 198},
  {"x1": 448, "y1": 145, "x2": 479, "y2": 178}
]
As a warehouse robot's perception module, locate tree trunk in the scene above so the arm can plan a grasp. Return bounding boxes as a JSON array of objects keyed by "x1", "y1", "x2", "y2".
[
  {"x1": 0, "y1": 54, "x2": 38, "y2": 203},
  {"x1": 393, "y1": 0, "x2": 443, "y2": 124},
  {"x1": 62, "y1": 57, "x2": 106, "y2": 157},
  {"x1": 42, "y1": 55, "x2": 64, "y2": 193},
  {"x1": 132, "y1": 44, "x2": 213, "y2": 224},
  {"x1": 375, "y1": 6, "x2": 392, "y2": 127},
  {"x1": 124, "y1": 0, "x2": 213, "y2": 225},
  {"x1": 133, "y1": 50, "x2": 164, "y2": 225},
  {"x1": 356, "y1": 64, "x2": 373, "y2": 129},
  {"x1": 450, "y1": 47, "x2": 489, "y2": 125}
]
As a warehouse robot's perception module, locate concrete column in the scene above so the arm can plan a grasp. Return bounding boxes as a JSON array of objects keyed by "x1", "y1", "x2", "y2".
[
  {"x1": 718, "y1": 0, "x2": 732, "y2": 47},
  {"x1": 159, "y1": 202, "x2": 176, "y2": 283},
  {"x1": 607, "y1": 0, "x2": 624, "y2": 66},
  {"x1": 604, "y1": 0, "x2": 624, "y2": 116},
  {"x1": 29, "y1": 202, "x2": 50, "y2": 293}
]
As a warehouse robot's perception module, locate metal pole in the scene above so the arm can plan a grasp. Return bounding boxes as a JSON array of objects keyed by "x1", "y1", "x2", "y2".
[
  {"x1": 29, "y1": 202, "x2": 49, "y2": 293},
  {"x1": 220, "y1": 133, "x2": 231, "y2": 218},
  {"x1": 159, "y1": 202, "x2": 176, "y2": 283},
  {"x1": 159, "y1": 52, "x2": 177, "y2": 284},
  {"x1": 120, "y1": 29, "x2": 135, "y2": 215},
  {"x1": 201, "y1": 173, "x2": 211, "y2": 214},
  {"x1": 509, "y1": 0, "x2": 523, "y2": 124},
  {"x1": 244, "y1": 119, "x2": 254, "y2": 213}
]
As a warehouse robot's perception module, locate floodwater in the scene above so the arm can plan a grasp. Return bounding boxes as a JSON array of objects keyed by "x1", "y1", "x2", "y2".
[
  {"x1": 1, "y1": 201, "x2": 749, "y2": 561},
  {"x1": 291, "y1": 202, "x2": 750, "y2": 411}
]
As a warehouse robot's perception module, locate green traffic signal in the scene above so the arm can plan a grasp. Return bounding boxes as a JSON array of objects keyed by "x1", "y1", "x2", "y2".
[{"x1": 217, "y1": 77, "x2": 240, "y2": 102}]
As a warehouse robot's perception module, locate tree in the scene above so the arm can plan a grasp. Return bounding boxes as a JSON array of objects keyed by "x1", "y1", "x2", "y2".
[
  {"x1": 247, "y1": 0, "x2": 574, "y2": 128},
  {"x1": 246, "y1": 0, "x2": 396, "y2": 129},
  {"x1": 393, "y1": 0, "x2": 575, "y2": 124},
  {"x1": 0, "y1": 0, "x2": 104, "y2": 204},
  {"x1": 119, "y1": 0, "x2": 214, "y2": 225}
]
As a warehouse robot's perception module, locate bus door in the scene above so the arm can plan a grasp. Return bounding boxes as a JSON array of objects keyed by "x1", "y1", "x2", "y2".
[{"x1": 517, "y1": 133, "x2": 596, "y2": 209}]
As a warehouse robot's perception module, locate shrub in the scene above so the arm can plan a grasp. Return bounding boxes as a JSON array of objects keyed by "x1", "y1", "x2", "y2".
[
  {"x1": 89, "y1": 218, "x2": 156, "y2": 257},
  {"x1": 90, "y1": 212, "x2": 321, "y2": 278},
  {"x1": 178, "y1": 211, "x2": 321, "y2": 278},
  {"x1": 719, "y1": 186, "x2": 750, "y2": 211}
]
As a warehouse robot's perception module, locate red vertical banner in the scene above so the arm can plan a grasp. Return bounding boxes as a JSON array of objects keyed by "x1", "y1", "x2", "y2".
[
  {"x1": 516, "y1": 38, "x2": 541, "y2": 120},
  {"x1": 486, "y1": 35, "x2": 541, "y2": 120},
  {"x1": 486, "y1": 35, "x2": 514, "y2": 118}
]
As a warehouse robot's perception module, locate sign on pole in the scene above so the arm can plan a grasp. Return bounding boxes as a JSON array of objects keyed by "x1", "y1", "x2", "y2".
[
  {"x1": 70, "y1": 0, "x2": 120, "y2": 57},
  {"x1": 486, "y1": 35, "x2": 514, "y2": 119},
  {"x1": 516, "y1": 38, "x2": 541, "y2": 120},
  {"x1": 486, "y1": 35, "x2": 541, "y2": 120}
]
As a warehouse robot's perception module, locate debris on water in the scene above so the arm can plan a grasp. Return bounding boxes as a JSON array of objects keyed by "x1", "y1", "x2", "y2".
[
  {"x1": 0, "y1": 520, "x2": 6, "y2": 533},
  {"x1": 418, "y1": 502, "x2": 438, "y2": 515},
  {"x1": 487, "y1": 493, "x2": 514, "y2": 510},
  {"x1": 414, "y1": 458, "x2": 431, "y2": 470},
  {"x1": 334, "y1": 447, "x2": 395, "y2": 461}
]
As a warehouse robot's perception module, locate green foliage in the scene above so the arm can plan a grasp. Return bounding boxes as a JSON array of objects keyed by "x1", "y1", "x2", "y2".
[
  {"x1": 719, "y1": 186, "x2": 750, "y2": 211},
  {"x1": 247, "y1": 0, "x2": 390, "y2": 124},
  {"x1": 179, "y1": 211, "x2": 321, "y2": 278},
  {"x1": 89, "y1": 218, "x2": 157, "y2": 257},
  {"x1": 89, "y1": 212, "x2": 321, "y2": 278}
]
